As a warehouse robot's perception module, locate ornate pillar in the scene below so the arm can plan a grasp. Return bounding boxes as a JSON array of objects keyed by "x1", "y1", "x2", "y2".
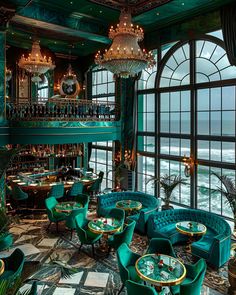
[{"x1": 0, "y1": 6, "x2": 15, "y2": 124}]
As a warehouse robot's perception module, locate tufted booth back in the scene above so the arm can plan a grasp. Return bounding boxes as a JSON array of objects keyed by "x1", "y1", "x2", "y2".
[
  {"x1": 150, "y1": 209, "x2": 231, "y2": 236},
  {"x1": 98, "y1": 191, "x2": 158, "y2": 210}
]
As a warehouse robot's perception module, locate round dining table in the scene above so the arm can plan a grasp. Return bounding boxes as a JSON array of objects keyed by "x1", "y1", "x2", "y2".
[{"x1": 135, "y1": 254, "x2": 186, "y2": 294}]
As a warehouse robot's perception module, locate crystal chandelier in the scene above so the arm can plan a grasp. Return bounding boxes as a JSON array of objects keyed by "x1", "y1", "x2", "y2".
[
  {"x1": 18, "y1": 41, "x2": 55, "y2": 81},
  {"x1": 95, "y1": 9, "x2": 155, "y2": 78},
  {"x1": 62, "y1": 64, "x2": 77, "y2": 86}
]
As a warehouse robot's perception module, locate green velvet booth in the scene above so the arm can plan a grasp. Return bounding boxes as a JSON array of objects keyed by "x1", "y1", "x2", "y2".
[
  {"x1": 146, "y1": 238, "x2": 176, "y2": 257},
  {"x1": 0, "y1": 248, "x2": 25, "y2": 288},
  {"x1": 97, "y1": 191, "x2": 161, "y2": 234},
  {"x1": 126, "y1": 280, "x2": 157, "y2": 295},
  {"x1": 48, "y1": 183, "x2": 64, "y2": 199},
  {"x1": 75, "y1": 213, "x2": 102, "y2": 257},
  {"x1": 67, "y1": 182, "x2": 84, "y2": 198},
  {"x1": 108, "y1": 219, "x2": 136, "y2": 251},
  {"x1": 147, "y1": 209, "x2": 231, "y2": 268},
  {"x1": 45, "y1": 197, "x2": 67, "y2": 232},
  {"x1": 117, "y1": 243, "x2": 142, "y2": 295},
  {"x1": 171, "y1": 259, "x2": 206, "y2": 295},
  {"x1": 0, "y1": 233, "x2": 13, "y2": 251}
]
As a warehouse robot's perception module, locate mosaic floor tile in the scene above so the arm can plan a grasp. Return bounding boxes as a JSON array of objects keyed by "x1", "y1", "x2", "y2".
[
  {"x1": 15, "y1": 234, "x2": 38, "y2": 244},
  {"x1": 59, "y1": 271, "x2": 84, "y2": 285},
  {"x1": 37, "y1": 238, "x2": 59, "y2": 247},
  {"x1": 84, "y1": 272, "x2": 109, "y2": 288},
  {"x1": 53, "y1": 287, "x2": 76, "y2": 295}
]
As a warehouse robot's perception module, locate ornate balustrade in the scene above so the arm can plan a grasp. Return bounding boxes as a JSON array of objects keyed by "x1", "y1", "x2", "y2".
[{"x1": 6, "y1": 99, "x2": 119, "y2": 121}]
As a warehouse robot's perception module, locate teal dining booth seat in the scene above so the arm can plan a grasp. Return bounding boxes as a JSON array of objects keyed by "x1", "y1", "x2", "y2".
[
  {"x1": 97, "y1": 191, "x2": 161, "y2": 234},
  {"x1": 108, "y1": 219, "x2": 136, "y2": 252},
  {"x1": 171, "y1": 259, "x2": 206, "y2": 295},
  {"x1": 75, "y1": 213, "x2": 102, "y2": 258},
  {"x1": 0, "y1": 248, "x2": 25, "y2": 289},
  {"x1": 146, "y1": 238, "x2": 176, "y2": 258},
  {"x1": 48, "y1": 183, "x2": 64, "y2": 199},
  {"x1": 147, "y1": 209, "x2": 231, "y2": 268},
  {"x1": 117, "y1": 243, "x2": 142, "y2": 295},
  {"x1": 126, "y1": 280, "x2": 157, "y2": 295},
  {"x1": 45, "y1": 197, "x2": 67, "y2": 232}
]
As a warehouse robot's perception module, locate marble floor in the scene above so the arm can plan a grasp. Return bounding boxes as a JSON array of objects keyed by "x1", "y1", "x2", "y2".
[{"x1": 0, "y1": 214, "x2": 228, "y2": 295}]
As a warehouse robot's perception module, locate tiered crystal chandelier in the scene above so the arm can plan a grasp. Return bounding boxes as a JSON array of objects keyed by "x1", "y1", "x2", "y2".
[
  {"x1": 95, "y1": 9, "x2": 155, "y2": 78},
  {"x1": 18, "y1": 41, "x2": 55, "y2": 82}
]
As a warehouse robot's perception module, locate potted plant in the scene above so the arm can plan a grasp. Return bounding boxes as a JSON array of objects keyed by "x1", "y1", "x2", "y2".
[
  {"x1": 212, "y1": 172, "x2": 236, "y2": 234},
  {"x1": 147, "y1": 174, "x2": 186, "y2": 210}
]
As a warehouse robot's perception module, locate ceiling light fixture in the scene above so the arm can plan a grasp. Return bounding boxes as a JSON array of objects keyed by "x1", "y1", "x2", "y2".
[
  {"x1": 18, "y1": 40, "x2": 55, "y2": 82},
  {"x1": 95, "y1": 9, "x2": 155, "y2": 78}
]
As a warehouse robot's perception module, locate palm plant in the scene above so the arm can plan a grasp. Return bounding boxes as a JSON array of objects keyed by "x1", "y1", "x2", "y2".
[
  {"x1": 212, "y1": 172, "x2": 236, "y2": 233},
  {"x1": 147, "y1": 174, "x2": 186, "y2": 209}
]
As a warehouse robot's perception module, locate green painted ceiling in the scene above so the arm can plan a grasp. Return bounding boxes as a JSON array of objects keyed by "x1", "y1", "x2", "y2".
[{"x1": 3, "y1": 0, "x2": 235, "y2": 57}]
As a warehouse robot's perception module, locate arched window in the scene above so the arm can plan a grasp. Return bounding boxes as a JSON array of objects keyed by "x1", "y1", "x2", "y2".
[
  {"x1": 37, "y1": 75, "x2": 49, "y2": 103},
  {"x1": 137, "y1": 30, "x2": 236, "y2": 219}
]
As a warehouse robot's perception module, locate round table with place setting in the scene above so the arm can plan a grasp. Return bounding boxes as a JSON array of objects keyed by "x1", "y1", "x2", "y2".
[
  {"x1": 55, "y1": 201, "x2": 82, "y2": 214},
  {"x1": 135, "y1": 254, "x2": 186, "y2": 294},
  {"x1": 116, "y1": 199, "x2": 142, "y2": 215}
]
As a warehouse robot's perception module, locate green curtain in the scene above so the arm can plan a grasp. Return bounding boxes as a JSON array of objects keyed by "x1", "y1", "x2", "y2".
[{"x1": 221, "y1": 3, "x2": 236, "y2": 66}]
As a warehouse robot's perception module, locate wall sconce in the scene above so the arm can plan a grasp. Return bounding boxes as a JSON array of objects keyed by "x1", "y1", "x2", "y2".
[{"x1": 183, "y1": 155, "x2": 195, "y2": 177}]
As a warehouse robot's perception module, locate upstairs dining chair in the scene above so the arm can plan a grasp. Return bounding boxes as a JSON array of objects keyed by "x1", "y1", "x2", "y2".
[
  {"x1": 67, "y1": 182, "x2": 84, "y2": 198},
  {"x1": 75, "y1": 213, "x2": 102, "y2": 258},
  {"x1": 126, "y1": 280, "x2": 157, "y2": 295},
  {"x1": 48, "y1": 183, "x2": 64, "y2": 199},
  {"x1": 45, "y1": 197, "x2": 67, "y2": 232},
  {"x1": 86, "y1": 178, "x2": 102, "y2": 199},
  {"x1": 107, "y1": 219, "x2": 136, "y2": 252},
  {"x1": 98, "y1": 171, "x2": 104, "y2": 181},
  {"x1": 117, "y1": 243, "x2": 142, "y2": 294},
  {"x1": 171, "y1": 259, "x2": 207, "y2": 295},
  {"x1": 146, "y1": 238, "x2": 176, "y2": 258},
  {"x1": 0, "y1": 248, "x2": 25, "y2": 289}
]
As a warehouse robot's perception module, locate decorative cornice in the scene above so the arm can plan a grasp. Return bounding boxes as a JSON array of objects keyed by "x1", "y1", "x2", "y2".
[
  {"x1": 0, "y1": 6, "x2": 15, "y2": 29},
  {"x1": 89, "y1": 0, "x2": 172, "y2": 15}
]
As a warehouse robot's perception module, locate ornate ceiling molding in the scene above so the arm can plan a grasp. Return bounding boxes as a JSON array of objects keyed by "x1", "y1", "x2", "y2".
[
  {"x1": 89, "y1": 0, "x2": 172, "y2": 15},
  {"x1": 0, "y1": 6, "x2": 15, "y2": 29}
]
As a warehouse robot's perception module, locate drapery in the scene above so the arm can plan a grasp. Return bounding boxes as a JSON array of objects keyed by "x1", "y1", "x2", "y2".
[{"x1": 221, "y1": 3, "x2": 236, "y2": 66}]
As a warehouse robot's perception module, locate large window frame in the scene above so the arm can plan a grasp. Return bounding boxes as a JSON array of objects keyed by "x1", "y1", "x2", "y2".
[{"x1": 136, "y1": 32, "x2": 236, "y2": 220}]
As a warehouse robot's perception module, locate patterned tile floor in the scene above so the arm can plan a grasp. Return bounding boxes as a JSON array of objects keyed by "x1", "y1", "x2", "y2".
[{"x1": 0, "y1": 214, "x2": 228, "y2": 295}]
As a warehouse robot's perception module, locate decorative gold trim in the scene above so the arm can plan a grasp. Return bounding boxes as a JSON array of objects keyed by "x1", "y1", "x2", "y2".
[
  {"x1": 0, "y1": 259, "x2": 5, "y2": 276},
  {"x1": 135, "y1": 254, "x2": 186, "y2": 287},
  {"x1": 116, "y1": 200, "x2": 142, "y2": 211},
  {"x1": 88, "y1": 219, "x2": 121, "y2": 235},
  {"x1": 176, "y1": 221, "x2": 206, "y2": 237}
]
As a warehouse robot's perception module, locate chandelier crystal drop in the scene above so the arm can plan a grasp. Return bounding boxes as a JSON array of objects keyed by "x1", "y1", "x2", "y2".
[
  {"x1": 95, "y1": 9, "x2": 155, "y2": 78},
  {"x1": 18, "y1": 41, "x2": 55, "y2": 78}
]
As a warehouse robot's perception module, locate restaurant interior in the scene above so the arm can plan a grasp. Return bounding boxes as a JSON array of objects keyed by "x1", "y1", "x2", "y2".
[{"x1": 0, "y1": 0, "x2": 236, "y2": 294}]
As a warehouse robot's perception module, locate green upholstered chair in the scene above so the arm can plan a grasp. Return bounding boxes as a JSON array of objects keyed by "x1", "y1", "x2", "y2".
[
  {"x1": 45, "y1": 197, "x2": 67, "y2": 232},
  {"x1": 75, "y1": 213, "x2": 102, "y2": 257},
  {"x1": 86, "y1": 178, "x2": 102, "y2": 196},
  {"x1": 98, "y1": 171, "x2": 104, "y2": 181},
  {"x1": 117, "y1": 243, "x2": 142, "y2": 294},
  {"x1": 146, "y1": 238, "x2": 176, "y2": 257},
  {"x1": 106, "y1": 208, "x2": 125, "y2": 229},
  {"x1": 12, "y1": 185, "x2": 28, "y2": 201},
  {"x1": 107, "y1": 219, "x2": 136, "y2": 252},
  {"x1": 48, "y1": 183, "x2": 64, "y2": 199},
  {"x1": 171, "y1": 259, "x2": 207, "y2": 295},
  {"x1": 66, "y1": 197, "x2": 88, "y2": 240},
  {"x1": 0, "y1": 248, "x2": 25, "y2": 289},
  {"x1": 126, "y1": 280, "x2": 157, "y2": 295},
  {"x1": 0, "y1": 233, "x2": 13, "y2": 251},
  {"x1": 67, "y1": 182, "x2": 84, "y2": 198}
]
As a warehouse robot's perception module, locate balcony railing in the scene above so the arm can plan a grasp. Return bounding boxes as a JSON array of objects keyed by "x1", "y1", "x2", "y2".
[{"x1": 6, "y1": 99, "x2": 119, "y2": 121}]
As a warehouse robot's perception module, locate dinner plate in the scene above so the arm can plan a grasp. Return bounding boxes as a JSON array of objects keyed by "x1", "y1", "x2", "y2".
[
  {"x1": 12, "y1": 179, "x2": 21, "y2": 183},
  {"x1": 18, "y1": 182, "x2": 26, "y2": 185}
]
